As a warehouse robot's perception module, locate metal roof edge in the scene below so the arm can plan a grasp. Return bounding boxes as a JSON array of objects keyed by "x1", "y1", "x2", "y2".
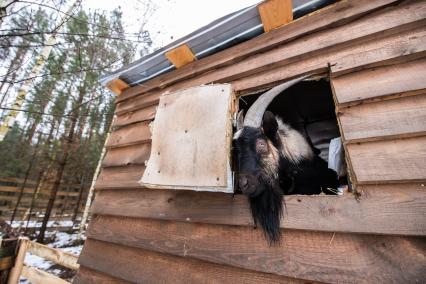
[{"x1": 100, "y1": 0, "x2": 337, "y2": 87}]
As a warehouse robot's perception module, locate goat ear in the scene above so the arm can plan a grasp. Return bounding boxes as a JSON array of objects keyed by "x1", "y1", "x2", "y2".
[{"x1": 262, "y1": 111, "x2": 278, "y2": 139}]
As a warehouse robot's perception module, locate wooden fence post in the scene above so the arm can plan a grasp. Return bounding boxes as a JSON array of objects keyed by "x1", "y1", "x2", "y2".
[{"x1": 7, "y1": 237, "x2": 28, "y2": 284}]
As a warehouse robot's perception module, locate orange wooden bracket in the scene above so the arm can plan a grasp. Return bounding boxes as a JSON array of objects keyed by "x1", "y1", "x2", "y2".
[
  {"x1": 165, "y1": 44, "x2": 197, "y2": 68},
  {"x1": 106, "y1": 79, "x2": 129, "y2": 95},
  {"x1": 258, "y1": 0, "x2": 293, "y2": 33}
]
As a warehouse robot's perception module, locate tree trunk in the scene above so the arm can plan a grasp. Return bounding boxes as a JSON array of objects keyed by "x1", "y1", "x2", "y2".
[
  {"x1": 72, "y1": 174, "x2": 86, "y2": 225},
  {"x1": 25, "y1": 170, "x2": 43, "y2": 232},
  {"x1": 37, "y1": 87, "x2": 85, "y2": 243},
  {"x1": 0, "y1": 45, "x2": 29, "y2": 106},
  {"x1": 10, "y1": 133, "x2": 42, "y2": 223}
]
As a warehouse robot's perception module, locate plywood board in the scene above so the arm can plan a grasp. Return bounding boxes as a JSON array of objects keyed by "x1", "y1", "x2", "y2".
[
  {"x1": 332, "y1": 57, "x2": 426, "y2": 104},
  {"x1": 140, "y1": 84, "x2": 234, "y2": 192},
  {"x1": 347, "y1": 136, "x2": 426, "y2": 183}
]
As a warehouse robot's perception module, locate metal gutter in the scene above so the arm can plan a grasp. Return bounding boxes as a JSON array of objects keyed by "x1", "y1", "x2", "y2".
[{"x1": 100, "y1": 0, "x2": 337, "y2": 87}]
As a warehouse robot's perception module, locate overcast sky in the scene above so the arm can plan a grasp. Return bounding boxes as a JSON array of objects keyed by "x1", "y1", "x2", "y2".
[{"x1": 84, "y1": 0, "x2": 261, "y2": 49}]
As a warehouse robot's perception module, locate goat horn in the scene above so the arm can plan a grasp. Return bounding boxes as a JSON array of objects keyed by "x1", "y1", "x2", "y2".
[
  {"x1": 243, "y1": 74, "x2": 311, "y2": 128},
  {"x1": 236, "y1": 109, "x2": 244, "y2": 131}
]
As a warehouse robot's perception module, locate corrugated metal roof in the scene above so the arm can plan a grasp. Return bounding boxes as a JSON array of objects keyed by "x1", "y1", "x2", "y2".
[{"x1": 100, "y1": 0, "x2": 337, "y2": 86}]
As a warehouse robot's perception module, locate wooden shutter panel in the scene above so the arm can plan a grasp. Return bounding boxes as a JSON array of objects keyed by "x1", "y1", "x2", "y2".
[{"x1": 140, "y1": 84, "x2": 234, "y2": 193}]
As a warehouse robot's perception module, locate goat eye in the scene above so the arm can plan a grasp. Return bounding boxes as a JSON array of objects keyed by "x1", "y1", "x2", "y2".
[{"x1": 256, "y1": 139, "x2": 268, "y2": 153}]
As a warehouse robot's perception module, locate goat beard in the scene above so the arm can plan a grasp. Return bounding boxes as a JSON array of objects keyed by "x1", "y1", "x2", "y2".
[{"x1": 249, "y1": 181, "x2": 284, "y2": 245}]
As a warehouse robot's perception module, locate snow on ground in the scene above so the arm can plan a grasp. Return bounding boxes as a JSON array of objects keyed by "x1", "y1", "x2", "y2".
[
  {"x1": 18, "y1": 231, "x2": 85, "y2": 284},
  {"x1": 8, "y1": 220, "x2": 74, "y2": 229}
]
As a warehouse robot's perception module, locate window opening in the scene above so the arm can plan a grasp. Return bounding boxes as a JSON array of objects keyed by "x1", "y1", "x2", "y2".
[{"x1": 233, "y1": 78, "x2": 349, "y2": 196}]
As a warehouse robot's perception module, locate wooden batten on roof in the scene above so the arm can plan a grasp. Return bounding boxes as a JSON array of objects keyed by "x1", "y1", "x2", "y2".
[
  {"x1": 165, "y1": 44, "x2": 197, "y2": 68},
  {"x1": 106, "y1": 78, "x2": 129, "y2": 95},
  {"x1": 258, "y1": 0, "x2": 293, "y2": 33}
]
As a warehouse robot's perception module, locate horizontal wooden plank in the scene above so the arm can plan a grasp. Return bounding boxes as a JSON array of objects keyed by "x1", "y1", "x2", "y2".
[
  {"x1": 106, "y1": 121, "x2": 151, "y2": 148},
  {"x1": 114, "y1": 104, "x2": 156, "y2": 127},
  {"x1": 27, "y1": 240, "x2": 79, "y2": 270},
  {"x1": 333, "y1": 57, "x2": 426, "y2": 104},
  {"x1": 0, "y1": 186, "x2": 81, "y2": 197},
  {"x1": 0, "y1": 202, "x2": 85, "y2": 212},
  {"x1": 348, "y1": 136, "x2": 426, "y2": 183},
  {"x1": 21, "y1": 265, "x2": 70, "y2": 284},
  {"x1": 0, "y1": 178, "x2": 87, "y2": 189},
  {"x1": 79, "y1": 239, "x2": 309, "y2": 283},
  {"x1": 338, "y1": 93, "x2": 426, "y2": 142},
  {"x1": 1, "y1": 209, "x2": 82, "y2": 216},
  {"x1": 91, "y1": 184, "x2": 426, "y2": 236},
  {"x1": 24, "y1": 226, "x2": 77, "y2": 234},
  {"x1": 86, "y1": 218, "x2": 426, "y2": 283},
  {"x1": 0, "y1": 215, "x2": 82, "y2": 222},
  {"x1": 95, "y1": 165, "x2": 145, "y2": 189},
  {"x1": 117, "y1": 0, "x2": 401, "y2": 103},
  {"x1": 115, "y1": 92, "x2": 159, "y2": 116},
  {"x1": 0, "y1": 196, "x2": 33, "y2": 202},
  {"x1": 74, "y1": 266, "x2": 132, "y2": 284},
  {"x1": 233, "y1": 22, "x2": 426, "y2": 94},
  {"x1": 0, "y1": 177, "x2": 37, "y2": 185},
  {"x1": 102, "y1": 143, "x2": 151, "y2": 167}
]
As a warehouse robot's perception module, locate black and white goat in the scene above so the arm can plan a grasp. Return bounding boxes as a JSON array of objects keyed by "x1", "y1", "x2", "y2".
[{"x1": 233, "y1": 76, "x2": 339, "y2": 244}]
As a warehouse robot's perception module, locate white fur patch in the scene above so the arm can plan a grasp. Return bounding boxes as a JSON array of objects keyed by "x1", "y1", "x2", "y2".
[
  {"x1": 276, "y1": 118, "x2": 313, "y2": 164},
  {"x1": 233, "y1": 129, "x2": 243, "y2": 140},
  {"x1": 260, "y1": 140, "x2": 280, "y2": 183}
]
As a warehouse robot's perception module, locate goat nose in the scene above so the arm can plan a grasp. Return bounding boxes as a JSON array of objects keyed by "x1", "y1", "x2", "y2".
[{"x1": 239, "y1": 176, "x2": 249, "y2": 189}]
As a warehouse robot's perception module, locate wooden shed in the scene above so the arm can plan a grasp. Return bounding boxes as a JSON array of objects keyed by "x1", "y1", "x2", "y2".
[{"x1": 74, "y1": 0, "x2": 426, "y2": 283}]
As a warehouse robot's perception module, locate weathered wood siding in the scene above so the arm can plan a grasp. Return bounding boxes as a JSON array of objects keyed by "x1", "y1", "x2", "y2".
[{"x1": 75, "y1": 1, "x2": 426, "y2": 283}]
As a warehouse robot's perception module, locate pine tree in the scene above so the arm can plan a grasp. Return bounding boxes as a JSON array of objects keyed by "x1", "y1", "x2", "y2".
[{"x1": 1, "y1": 1, "x2": 154, "y2": 238}]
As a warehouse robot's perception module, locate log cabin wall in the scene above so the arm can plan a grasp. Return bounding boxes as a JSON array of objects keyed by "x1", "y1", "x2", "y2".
[{"x1": 74, "y1": 0, "x2": 426, "y2": 283}]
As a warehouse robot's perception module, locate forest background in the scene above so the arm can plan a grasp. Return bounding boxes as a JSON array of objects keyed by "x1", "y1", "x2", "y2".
[{"x1": 0, "y1": 0, "x2": 155, "y2": 241}]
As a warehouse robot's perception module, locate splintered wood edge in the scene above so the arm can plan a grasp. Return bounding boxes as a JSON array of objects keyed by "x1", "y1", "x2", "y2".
[
  {"x1": 258, "y1": 0, "x2": 293, "y2": 33},
  {"x1": 165, "y1": 44, "x2": 197, "y2": 68},
  {"x1": 106, "y1": 79, "x2": 130, "y2": 95}
]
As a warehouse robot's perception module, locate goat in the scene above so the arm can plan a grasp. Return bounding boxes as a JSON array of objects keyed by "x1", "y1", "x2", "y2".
[{"x1": 233, "y1": 75, "x2": 339, "y2": 244}]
